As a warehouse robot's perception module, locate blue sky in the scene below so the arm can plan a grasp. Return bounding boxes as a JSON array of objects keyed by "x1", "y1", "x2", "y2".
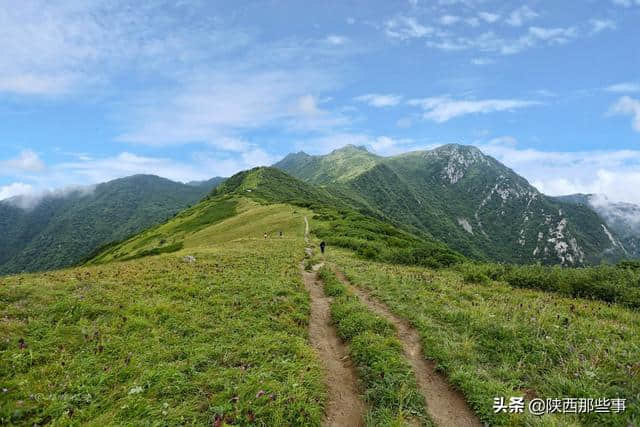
[{"x1": 1, "y1": 0, "x2": 640, "y2": 203}]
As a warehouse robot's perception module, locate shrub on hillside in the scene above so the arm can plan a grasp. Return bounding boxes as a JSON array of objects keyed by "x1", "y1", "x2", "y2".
[
  {"x1": 499, "y1": 264, "x2": 640, "y2": 309},
  {"x1": 458, "y1": 263, "x2": 490, "y2": 285}
]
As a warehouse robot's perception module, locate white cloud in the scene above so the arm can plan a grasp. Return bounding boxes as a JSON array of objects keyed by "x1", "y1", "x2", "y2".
[
  {"x1": 505, "y1": 6, "x2": 538, "y2": 27},
  {"x1": 609, "y1": 96, "x2": 640, "y2": 131},
  {"x1": 370, "y1": 136, "x2": 438, "y2": 155},
  {"x1": 528, "y1": 26, "x2": 578, "y2": 44},
  {"x1": 355, "y1": 93, "x2": 403, "y2": 107},
  {"x1": 477, "y1": 138, "x2": 640, "y2": 204},
  {"x1": 2, "y1": 185, "x2": 95, "y2": 210},
  {"x1": 478, "y1": 12, "x2": 500, "y2": 23},
  {"x1": 0, "y1": 2, "x2": 251, "y2": 96},
  {"x1": 0, "y1": 182, "x2": 34, "y2": 201},
  {"x1": 589, "y1": 19, "x2": 616, "y2": 34},
  {"x1": 384, "y1": 16, "x2": 434, "y2": 40},
  {"x1": 471, "y1": 57, "x2": 494, "y2": 65},
  {"x1": 396, "y1": 117, "x2": 414, "y2": 128},
  {"x1": 115, "y1": 66, "x2": 343, "y2": 147},
  {"x1": 297, "y1": 95, "x2": 322, "y2": 115},
  {"x1": 439, "y1": 15, "x2": 461, "y2": 25},
  {"x1": 465, "y1": 17, "x2": 480, "y2": 27},
  {"x1": 612, "y1": 0, "x2": 640, "y2": 6},
  {"x1": 1, "y1": 149, "x2": 45, "y2": 173},
  {"x1": 55, "y1": 152, "x2": 209, "y2": 183},
  {"x1": 0, "y1": 74, "x2": 80, "y2": 96},
  {"x1": 535, "y1": 89, "x2": 557, "y2": 97},
  {"x1": 49, "y1": 148, "x2": 277, "y2": 188},
  {"x1": 408, "y1": 97, "x2": 540, "y2": 122},
  {"x1": 325, "y1": 35, "x2": 348, "y2": 45},
  {"x1": 1, "y1": 146, "x2": 281, "y2": 204},
  {"x1": 425, "y1": 25, "x2": 579, "y2": 55},
  {"x1": 605, "y1": 83, "x2": 640, "y2": 93}
]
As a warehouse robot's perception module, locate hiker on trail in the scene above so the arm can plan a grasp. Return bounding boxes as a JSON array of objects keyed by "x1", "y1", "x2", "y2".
[
  {"x1": 320, "y1": 241, "x2": 326, "y2": 254},
  {"x1": 264, "y1": 233, "x2": 267, "y2": 239},
  {"x1": 279, "y1": 231, "x2": 283, "y2": 237}
]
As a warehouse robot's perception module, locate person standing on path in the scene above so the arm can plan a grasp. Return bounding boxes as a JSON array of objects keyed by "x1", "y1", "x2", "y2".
[{"x1": 320, "y1": 241, "x2": 326, "y2": 254}]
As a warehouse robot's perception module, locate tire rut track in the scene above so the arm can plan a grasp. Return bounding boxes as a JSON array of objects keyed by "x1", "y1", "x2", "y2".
[
  {"x1": 332, "y1": 267, "x2": 482, "y2": 427},
  {"x1": 302, "y1": 217, "x2": 365, "y2": 426}
]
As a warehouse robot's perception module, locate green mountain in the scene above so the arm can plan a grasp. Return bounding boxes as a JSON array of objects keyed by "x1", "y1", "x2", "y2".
[
  {"x1": 91, "y1": 167, "x2": 464, "y2": 269},
  {"x1": 0, "y1": 174, "x2": 221, "y2": 275},
  {"x1": 275, "y1": 144, "x2": 626, "y2": 265},
  {"x1": 274, "y1": 145, "x2": 381, "y2": 184},
  {"x1": 5, "y1": 170, "x2": 639, "y2": 426}
]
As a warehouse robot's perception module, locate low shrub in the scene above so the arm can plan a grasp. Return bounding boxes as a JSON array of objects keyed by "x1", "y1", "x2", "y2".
[
  {"x1": 495, "y1": 263, "x2": 640, "y2": 309},
  {"x1": 121, "y1": 242, "x2": 184, "y2": 261},
  {"x1": 458, "y1": 264, "x2": 490, "y2": 285}
]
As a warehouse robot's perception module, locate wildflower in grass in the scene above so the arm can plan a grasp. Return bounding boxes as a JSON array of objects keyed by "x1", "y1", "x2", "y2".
[{"x1": 128, "y1": 386, "x2": 143, "y2": 395}]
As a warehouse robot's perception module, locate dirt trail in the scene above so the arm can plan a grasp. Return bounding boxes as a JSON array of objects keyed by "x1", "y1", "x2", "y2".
[
  {"x1": 302, "y1": 217, "x2": 365, "y2": 426},
  {"x1": 332, "y1": 268, "x2": 482, "y2": 427},
  {"x1": 303, "y1": 216, "x2": 310, "y2": 243}
]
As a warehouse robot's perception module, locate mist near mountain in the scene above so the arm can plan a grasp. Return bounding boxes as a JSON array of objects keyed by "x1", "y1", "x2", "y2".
[
  {"x1": 3, "y1": 185, "x2": 97, "y2": 210},
  {"x1": 0, "y1": 174, "x2": 224, "y2": 275},
  {"x1": 555, "y1": 193, "x2": 640, "y2": 257}
]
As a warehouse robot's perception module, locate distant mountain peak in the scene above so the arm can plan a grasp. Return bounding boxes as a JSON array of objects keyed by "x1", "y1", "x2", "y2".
[
  {"x1": 285, "y1": 150, "x2": 311, "y2": 158},
  {"x1": 431, "y1": 143, "x2": 486, "y2": 159},
  {"x1": 436, "y1": 142, "x2": 480, "y2": 152},
  {"x1": 421, "y1": 144, "x2": 491, "y2": 184},
  {"x1": 275, "y1": 151, "x2": 311, "y2": 167},
  {"x1": 273, "y1": 144, "x2": 380, "y2": 184},
  {"x1": 330, "y1": 144, "x2": 370, "y2": 154}
]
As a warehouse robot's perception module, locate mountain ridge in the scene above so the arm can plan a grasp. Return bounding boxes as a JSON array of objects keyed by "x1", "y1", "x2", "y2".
[{"x1": 275, "y1": 143, "x2": 628, "y2": 265}]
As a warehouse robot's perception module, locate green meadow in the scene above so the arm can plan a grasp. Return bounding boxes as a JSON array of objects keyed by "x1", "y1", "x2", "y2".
[
  {"x1": 326, "y1": 248, "x2": 640, "y2": 426},
  {"x1": 2, "y1": 178, "x2": 639, "y2": 426},
  {"x1": 1, "y1": 204, "x2": 327, "y2": 425}
]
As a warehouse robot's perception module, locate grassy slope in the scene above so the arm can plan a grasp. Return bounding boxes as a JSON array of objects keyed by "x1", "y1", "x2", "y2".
[
  {"x1": 4, "y1": 164, "x2": 637, "y2": 426},
  {"x1": 1, "y1": 202, "x2": 327, "y2": 426},
  {"x1": 211, "y1": 167, "x2": 464, "y2": 269},
  {"x1": 327, "y1": 248, "x2": 640, "y2": 426}
]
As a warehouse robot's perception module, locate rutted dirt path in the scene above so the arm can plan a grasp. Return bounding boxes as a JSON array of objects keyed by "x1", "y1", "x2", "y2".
[
  {"x1": 302, "y1": 217, "x2": 365, "y2": 426},
  {"x1": 332, "y1": 268, "x2": 482, "y2": 427}
]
